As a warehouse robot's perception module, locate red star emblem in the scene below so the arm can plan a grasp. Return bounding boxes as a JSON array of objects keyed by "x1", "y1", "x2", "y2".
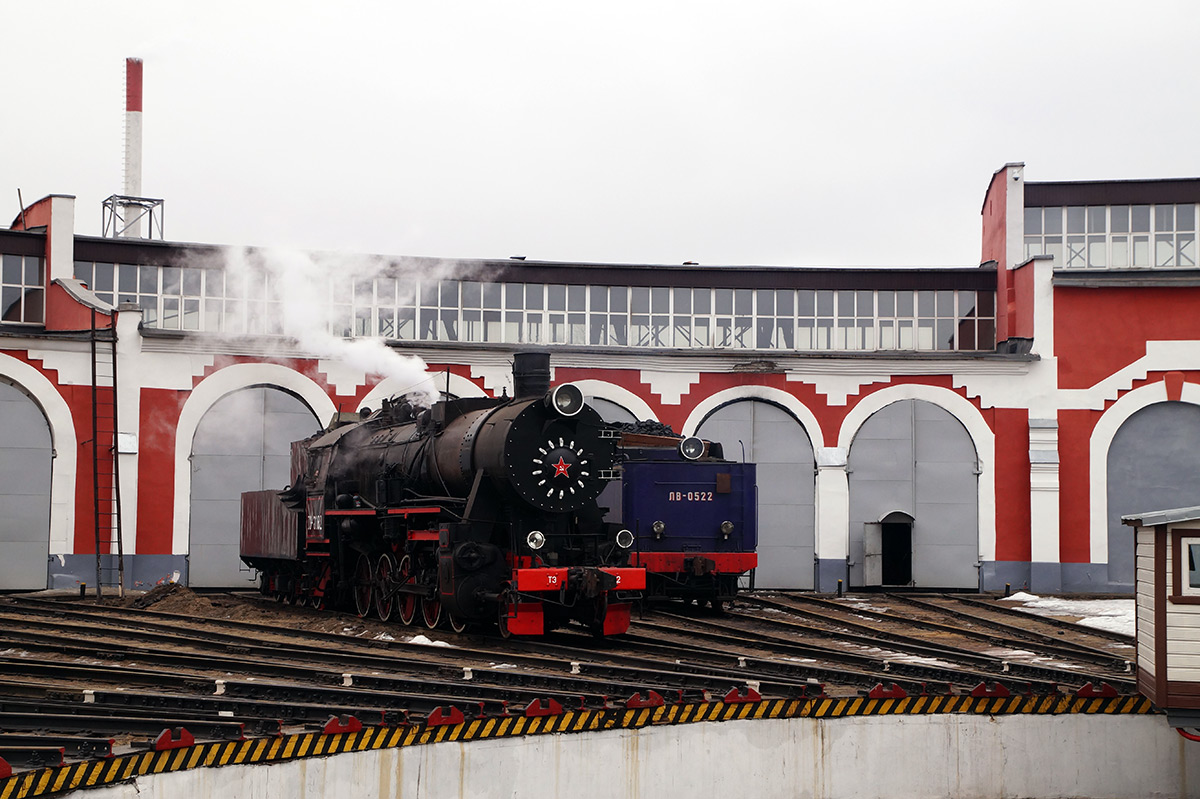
[{"x1": 552, "y1": 456, "x2": 571, "y2": 478}]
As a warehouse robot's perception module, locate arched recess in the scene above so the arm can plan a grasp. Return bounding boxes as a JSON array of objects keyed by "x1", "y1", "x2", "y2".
[
  {"x1": 188, "y1": 386, "x2": 321, "y2": 586},
  {"x1": 846, "y1": 399, "x2": 980, "y2": 589},
  {"x1": 1103, "y1": 392, "x2": 1200, "y2": 590},
  {"x1": 838, "y1": 384, "x2": 995, "y2": 564},
  {"x1": 692, "y1": 392, "x2": 818, "y2": 590},
  {"x1": 1089, "y1": 381, "x2": 1200, "y2": 570},
  {"x1": 0, "y1": 353, "x2": 76, "y2": 568},
  {"x1": 172, "y1": 364, "x2": 337, "y2": 559},
  {"x1": 683, "y1": 386, "x2": 825, "y2": 448},
  {"x1": 573, "y1": 380, "x2": 658, "y2": 425},
  {"x1": 0, "y1": 380, "x2": 53, "y2": 589},
  {"x1": 357, "y1": 370, "x2": 487, "y2": 412}
]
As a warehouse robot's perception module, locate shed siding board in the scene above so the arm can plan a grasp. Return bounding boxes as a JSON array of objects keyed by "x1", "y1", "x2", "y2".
[{"x1": 1136, "y1": 527, "x2": 1156, "y2": 679}]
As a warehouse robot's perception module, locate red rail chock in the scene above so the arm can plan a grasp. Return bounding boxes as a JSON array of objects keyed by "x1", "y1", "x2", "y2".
[
  {"x1": 625, "y1": 690, "x2": 665, "y2": 709},
  {"x1": 0, "y1": 756, "x2": 10, "y2": 779},
  {"x1": 426, "y1": 706, "x2": 466, "y2": 727},
  {"x1": 969, "y1": 682, "x2": 1012, "y2": 698},
  {"x1": 867, "y1": 683, "x2": 908, "y2": 700},
  {"x1": 723, "y1": 686, "x2": 763, "y2": 704},
  {"x1": 154, "y1": 727, "x2": 196, "y2": 751},
  {"x1": 524, "y1": 698, "x2": 564, "y2": 718},
  {"x1": 323, "y1": 714, "x2": 363, "y2": 734},
  {"x1": 1075, "y1": 682, "x2": 1118, "y2": 698}
]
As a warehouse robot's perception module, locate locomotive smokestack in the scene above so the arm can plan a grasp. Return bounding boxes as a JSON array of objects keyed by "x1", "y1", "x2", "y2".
[
  {"x1": 122, "y1": 57, "x2": 144, "y2": 238},
  {"x1": 512, "y1": 351, "x2": 551, "y2": 399}
]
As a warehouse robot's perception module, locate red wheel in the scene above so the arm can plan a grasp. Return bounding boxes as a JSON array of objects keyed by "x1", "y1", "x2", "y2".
[
  {"x1": 353, "y1": 553, "x2": 374, "y2": 618},
  {"x1": 448, "y1": 613, "x2": 468, "y2": 634},
  {"x1": 422, "y1": 594, "x2": 442, "y2": 629},
  {"x1": 397, "y1": 555, "x2": 417, "y2": 626},
  {"x1": 375, "y1": 553, "x2": 396, "y2": 622}
]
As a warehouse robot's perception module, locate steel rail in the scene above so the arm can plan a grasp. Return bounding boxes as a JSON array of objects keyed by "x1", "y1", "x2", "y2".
[
  {"x1": 637, "y1": 608, "x2": 1133, "y2": 693},
  {"x1": 947, "y1": 594, "x2": 1135, "y2": 644},
  {"x1": 881, "y1": 594, "x2": 1131, "y2": 664},
  {"x1": 737, "y1": 595, "x2": 1132, "y2": 676}
]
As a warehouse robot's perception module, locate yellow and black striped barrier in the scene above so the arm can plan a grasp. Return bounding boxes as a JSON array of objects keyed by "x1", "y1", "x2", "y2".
[{"x1": 0, "y1": 694, "x2": 1153, "y2": 799}]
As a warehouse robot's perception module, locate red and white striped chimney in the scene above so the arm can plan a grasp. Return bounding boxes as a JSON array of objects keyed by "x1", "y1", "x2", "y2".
[{"x1": 122, "y1": 57, "x2": 143, "y2": 237}]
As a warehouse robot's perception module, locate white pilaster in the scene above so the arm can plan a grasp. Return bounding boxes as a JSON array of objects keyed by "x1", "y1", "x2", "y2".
[
  {"x1": 115, "y1": 307, "x2": 143, "y2": 559},
  {"x1": 815, "y1": 447, "x2": 849, "y2": 561},
  {"x1": 1028, "y1": 418, "x2": 1060, "y2": 566}
]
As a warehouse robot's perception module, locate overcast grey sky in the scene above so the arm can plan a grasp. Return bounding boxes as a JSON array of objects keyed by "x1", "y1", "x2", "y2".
[{"x1": 5, "y1": 1, "x2": 1198, "y2": 268}]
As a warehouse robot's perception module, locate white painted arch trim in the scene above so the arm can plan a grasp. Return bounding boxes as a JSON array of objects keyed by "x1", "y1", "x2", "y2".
[
  {"x1": 0, "y1": 353, "x2": 78, "y2": 555},
  {"x1": 357, "y1": 371, "x2": 487, "y2": 412},
  {"x1": 837, "y1": 384, "x2": 997, "y2": 562},
  {"x1": 680, "y1": 386, "x2": 825, "y2": 449},
  {"x1": 1088, "y1": 381, "x2": 1200, "y2": 565},
  {"x1": 172, "y1": 364, "x2": 338, "y2": 556},
  {"x1": 572, "y1": 380, "x2": 659, "y2": 423}
]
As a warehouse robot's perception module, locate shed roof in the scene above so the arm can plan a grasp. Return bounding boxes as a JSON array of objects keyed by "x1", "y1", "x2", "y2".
[{"x1": 1121, "y1": 506, "x2": 1200, "y2": 527}]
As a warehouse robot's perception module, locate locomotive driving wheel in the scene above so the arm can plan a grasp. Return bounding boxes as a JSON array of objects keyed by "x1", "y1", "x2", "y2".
[
  {"x1": 421, "y1": 594, "x2": 442, "y2": 629},
  {"x1": 309, "y1": 563, "x2": 332, "y2": 611},
  {"x1": 375, "y1": 553, "x2": 397, "y2": 622},
  {"x1": 353, "y1": 553, "x2": 373, "y2": 618},
  {"x1": 497, "y1": 600, "x2": 512, "y2": 639},
  {"x1": 447, "y1": 613, "x2": 468, "y2": 634},
  {"x1": 396, "y1": 555, "x2": 417, "y2": 626}
]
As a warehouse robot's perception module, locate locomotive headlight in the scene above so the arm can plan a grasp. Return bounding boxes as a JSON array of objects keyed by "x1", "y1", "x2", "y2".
[
  {"x1": 652, "y1": 520, "x2": 666, "y2": 539},
  {"x1": 546, "y1": 384, "x2": 585, "y2": 417},
  {"x1": 720, "y1": 520, "x2": 735, "y2": 539},
  {"x1": 616, "y1": 529, "x2": 634, "y2": 549},
  {"x1": 678, "y1": 436, "x2": 705, "y2": 461},
  {"x1": 526, "y1": 530, "x2": 546, "y2": 551}
]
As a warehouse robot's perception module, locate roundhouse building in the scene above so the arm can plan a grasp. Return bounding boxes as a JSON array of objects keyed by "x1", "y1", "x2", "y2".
[{"x1": 1, "y1": 162, "x2": 1198, "y2": 595}]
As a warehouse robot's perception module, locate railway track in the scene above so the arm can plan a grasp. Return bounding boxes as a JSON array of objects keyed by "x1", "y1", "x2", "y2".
[{"x1": 0, "y1": 589, "x2": 1138, "y2": 773}]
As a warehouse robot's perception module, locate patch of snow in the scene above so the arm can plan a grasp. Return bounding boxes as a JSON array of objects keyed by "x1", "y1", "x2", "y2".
[
  {"x1": 489, "y1": 663, "x2": 518, "y2": 669},
  {"x1": 373, "y1": 632, "x2": 396, "y2": 641},
  {"x1": 885, "y1": 655, "x2": 958, "y2": 669},
  {"x1": 999, "y1": 592, "x2": 1135, "y2": 637},
  {"x1": 407, "y1": 634, "x2": 456, "y2": 648}
]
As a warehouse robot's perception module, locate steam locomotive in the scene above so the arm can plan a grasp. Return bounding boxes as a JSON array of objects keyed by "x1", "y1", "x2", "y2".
[{"x1": 240, "y1": 352, "x2": 645, "y2": 637}]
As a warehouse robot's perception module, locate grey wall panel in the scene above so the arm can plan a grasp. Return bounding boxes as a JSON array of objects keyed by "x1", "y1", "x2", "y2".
[
  {"x1": 586, "y1": 397, "x2": 638, "y2": 424},
  {"x1": 848, "y1": 399, "x2": 978, "y2": 589},
  {"x1": 188, "y1": 387, "x2": 318, "y2": 587},
  {"x1": 1107, "y1": 402, "x2": 1200, "y2": 589},
  {"x1": 0, "y1": 382, "x2": 51, "y2": 590},
  {"x1": 696, "y1": 400, "x2": 815, "y2": 589}
]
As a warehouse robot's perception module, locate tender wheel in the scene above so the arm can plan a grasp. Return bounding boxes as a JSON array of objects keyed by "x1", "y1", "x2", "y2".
[
  {"x1": 448, "y1": 613, "x2": 468, "y2": 634},
  {"x1": 422, "y1": 595, "x2": 442, "y2": 629},
  {"x1": 397, "y1": 555, "x2": 417, "y2": 626},
  {"x1": 375, "y1": 553, "x2": 396, "y2": 622},
  {"x1": 353, "y1": 553, "x2": 374, "y2": 618}
]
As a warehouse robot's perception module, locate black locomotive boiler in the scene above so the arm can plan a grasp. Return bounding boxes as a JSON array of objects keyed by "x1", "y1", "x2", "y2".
[{"x1": 240, "y1": 352, "x2": 646, "y2": 636}]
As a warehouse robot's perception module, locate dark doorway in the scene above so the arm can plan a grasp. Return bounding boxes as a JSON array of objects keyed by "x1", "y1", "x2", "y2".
[{"x1": 881, "y1": 520, "x2": 912, "y2": 586}]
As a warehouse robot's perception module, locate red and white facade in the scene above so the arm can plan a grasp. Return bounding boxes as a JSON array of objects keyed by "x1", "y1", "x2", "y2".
[{"x1": 2, "y1": 163, "x2": 1199, "y2": 594}]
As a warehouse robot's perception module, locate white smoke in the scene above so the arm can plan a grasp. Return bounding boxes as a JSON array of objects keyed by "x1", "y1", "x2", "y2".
[{"x1": 218, "y1": 246, "x2": 466, "y2": 408}]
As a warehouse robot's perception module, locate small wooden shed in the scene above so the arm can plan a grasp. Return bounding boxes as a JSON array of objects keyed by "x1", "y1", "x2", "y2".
[{"x1": 1124, "y1": 506, "x2": 1200, "y2": 724}]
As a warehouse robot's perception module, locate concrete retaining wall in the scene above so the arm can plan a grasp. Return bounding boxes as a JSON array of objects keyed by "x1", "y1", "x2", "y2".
[{"x1": 67, "y1": 713, "x2": 1200, "y2": 799}]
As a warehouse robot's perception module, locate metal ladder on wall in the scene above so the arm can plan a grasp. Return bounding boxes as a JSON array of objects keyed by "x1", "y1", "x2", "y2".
[{"x1": 90, "y1": 311, "x2": 124, "y2": 599}]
